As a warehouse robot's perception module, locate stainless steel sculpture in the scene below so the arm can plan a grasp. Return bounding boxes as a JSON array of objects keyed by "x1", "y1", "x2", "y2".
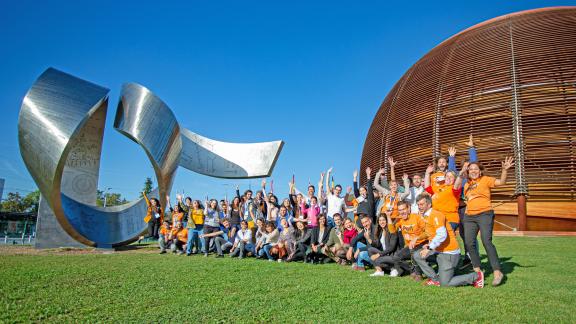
[{"x1": 19, "y1": 68, "x2": 283, "y2": 248}]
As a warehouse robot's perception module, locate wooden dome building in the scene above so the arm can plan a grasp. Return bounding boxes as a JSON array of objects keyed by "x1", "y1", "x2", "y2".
[{"x1": 360, "y1": 7, "x2": 576, "y2": 231}]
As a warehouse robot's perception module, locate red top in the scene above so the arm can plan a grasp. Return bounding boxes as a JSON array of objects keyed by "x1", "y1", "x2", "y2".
[{"x1": 343, "y1": 228, "x2": 358, "y2": 244}]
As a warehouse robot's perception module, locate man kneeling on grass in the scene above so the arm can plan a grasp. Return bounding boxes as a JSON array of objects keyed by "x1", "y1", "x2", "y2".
[
  {"x1": 170, "y1": 222, "x2": 188, "y2": 255},
  {"x1": 200, "y1": 218, "x2": 235, "y2": 257},
  {"x1": 412, "y1": 194, "x2": 484, "y2": 288},
  {"x1": 159, "y1": 220, "x2": 172, "y2": 254}
]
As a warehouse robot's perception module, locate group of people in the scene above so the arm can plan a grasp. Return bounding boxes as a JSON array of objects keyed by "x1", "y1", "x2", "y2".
[{"x1": 143, "y1": 135, "x2": 513, "y2": 288}]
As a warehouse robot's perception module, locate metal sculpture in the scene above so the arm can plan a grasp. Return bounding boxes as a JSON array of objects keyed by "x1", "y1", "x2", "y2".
[{"x1": 19, "y1": 68, "x2": 283, "y2": 248}]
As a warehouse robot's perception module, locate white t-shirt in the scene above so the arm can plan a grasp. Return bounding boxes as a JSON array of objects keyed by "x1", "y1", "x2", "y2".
[{"x1": 326, "y1": 195, "x2": 345, "y2": 218}]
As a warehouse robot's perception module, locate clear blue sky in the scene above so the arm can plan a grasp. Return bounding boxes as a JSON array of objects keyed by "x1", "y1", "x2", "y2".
[{"x1": 0, "y1": 1, "x2": 573, "y2": 202}]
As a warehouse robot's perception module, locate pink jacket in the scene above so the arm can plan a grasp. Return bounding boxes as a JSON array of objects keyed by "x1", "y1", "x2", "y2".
[{"x1": 300, "y1": 202, "x2": 320, "y2": 227}]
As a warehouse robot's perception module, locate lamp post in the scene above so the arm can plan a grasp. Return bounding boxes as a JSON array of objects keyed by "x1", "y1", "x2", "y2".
[{"x1": 103, "y1": 187, "x2": 112, "y2": 208}]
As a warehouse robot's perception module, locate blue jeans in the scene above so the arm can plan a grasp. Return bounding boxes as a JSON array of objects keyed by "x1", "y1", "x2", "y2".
[
  {"x1": 186, "y1": 225, "x2": 204, "y2": 254},
  {"x1": 355, "y1": 241, "x2": 367, "y2": 252},
  {"x1": 259, "y1": 244, "x2": 274, "y2": 260},
  {"x1": 357, "y1": 250, "x2": 372, "y2": 267},
  {"x1": 327, "y1": 216, "x2": 335, "y2": 228}
]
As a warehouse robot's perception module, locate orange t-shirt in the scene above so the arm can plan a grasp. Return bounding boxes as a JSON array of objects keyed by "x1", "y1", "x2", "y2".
[
  {"x1": 159, "y1": 225, "x2": 171, "y2": 237},
  {"x1": 430, "y1": 171, "x2": 446, "y2": 194},
  {"x1": 380, "y1": 194, "x2": 400, "y2": 218},
  {"x1": 171, "y1": 212, "x2": 184, "y2": 225},
  {"x1": 388, "y1": 213, "x2": 427, "y2": 247},
  {"x1": 426, "y1": 184, "x2": 461, "y2": 224},
  {"x1": 173, "y1": 228, "x2": 188, "y2": 243},
  {"x1": 423, "y1": 209, "x2": 460, "y2": 253},
  {"x1": 464, "y1": 176, "x2": 496, "y2": 215}
]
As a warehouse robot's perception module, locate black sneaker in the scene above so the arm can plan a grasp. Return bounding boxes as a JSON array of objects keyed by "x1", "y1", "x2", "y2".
[
  {"x1": 159, "y1": 250, "x2": 166, "y2": 254},
  {"x1": 459, "y1": 257, "x2": 472, "y2": 270},
  {"x1": 216, "y1": 254, "x2": 224, "y2": 258}
]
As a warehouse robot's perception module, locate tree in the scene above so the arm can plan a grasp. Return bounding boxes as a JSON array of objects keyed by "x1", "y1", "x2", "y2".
[
  {"x1": 1, "y1": 192, "x2": 24, "y2": 212},
  {"x1": 0, "y1": 190, "x2": 40, "y2": 213},
  {"x1": 22, "y1": 190, "x2": 40, "y2": 213},
  {"x1": 141, "y1": 177, "x2": 153, "y2": 198},
  {"x1": 96, "y1": 190, "x2": 128, "y2": 207}
]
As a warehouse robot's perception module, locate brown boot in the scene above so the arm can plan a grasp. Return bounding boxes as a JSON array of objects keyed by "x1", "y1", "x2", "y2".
[{"x1": 492, "y1": 271, "x2": 504, "y2": 287}]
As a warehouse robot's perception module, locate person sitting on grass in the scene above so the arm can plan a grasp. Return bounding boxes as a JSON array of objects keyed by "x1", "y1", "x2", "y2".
[
  {"x1": 348, "y1": 214, "x2": 379, "y2": 271},
  {"x1": 158, "y1": 220, "x2": 171, "y2": 254},
  {"x1": 200, "y1": 218, "x2": 235, "y2": 257},
  {"x1": 256, "y1": 221, "x2": 280, "y2": 261},
  {"x1": 275, "y1": 205, "x2": 294, "y2": 232},
  {"x1": 306, "y1": 214, "x2": 332, "y2": 264},
  {"x1": 230, "y1": 220, "x2": 254, "y2": 259},
  {"x1": 412, "y1": 194, "x2": 484, "y2": 288},
  {"x1": 380, "y1": 201, "x2": 427, "y2": 279},
  {"x1": 287, "y1": 219, "x2": 311, "y2": 262},
  {"x1": 324, "y1": 213, "x2": 346, "y2": 264},
  {"x1": 170, "y1": 221, "x2": 188, "y2": 255},
  {"x1": 271, "y1": 218, "x2": 294, "y2": 262},
  {"x1": 367, "y1": 215, "x2": 399, "y2": 277}
]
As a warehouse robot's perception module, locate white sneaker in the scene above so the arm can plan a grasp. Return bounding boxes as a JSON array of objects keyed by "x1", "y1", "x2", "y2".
[
  {"x1": 370, "y1": 271, "x2": 385, "y2": 277},
  {"x1": 277, "y1": 259, "x2": 283, "y2": 263},
  {"x1": 390, "y1": 268, "x2": 399, "y2": 277}
]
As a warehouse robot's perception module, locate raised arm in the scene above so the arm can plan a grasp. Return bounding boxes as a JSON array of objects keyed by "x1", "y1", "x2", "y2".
[
  {"x1": 317, "y1": 172, "x2": 325, "y2": 204},
  {"x1": 366, "y1": 167, "x2": 375, "y2": 218},
  {"x1": 448, "y1": 146, "x2": 457, "y2": 172},
  {"x1": 454, "y1": 162, "x2": 469, "y2": 190},
  {"x1": 388, "y1": 157, "x2": 396, "y2": 182},
  {"x1": 467, "y1": 134, "x2": 478, "y2": 163},
  {"x1": 495, "y1": 157, "x2": 514, "y2": 186},
  {"x1": 424, "y1": 164, "x2": 434, "y2": 189},
  {"x1": 353, "y1": 170, "x2": 360, "y2": 198},
  {"x1": 235, "y1": 184, "x2": 241, "y2": 201},
  {"x1": 325, "y1": 167, "x2": 333, "y2": 196},
  {"x1": 142, "y1": 191, "x2": 151, "y2": 207},
  {"x1": 399, "y1": 173, "x2": 411, "y2": 200},
  {"x1": 373, "y1": 168, "x2": 390, "y2": 195}
]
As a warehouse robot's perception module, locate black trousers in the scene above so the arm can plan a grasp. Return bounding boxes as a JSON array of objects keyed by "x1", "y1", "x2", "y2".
[
  {"x1": 462, "y1": 210, "x2": 501, "y2": 271},
  {"x1": 147, "y1": 219, "x2": 160, "y2": 239},
  {"x1": 292, "y1": 243, "x2": 309, "y2": 261}
]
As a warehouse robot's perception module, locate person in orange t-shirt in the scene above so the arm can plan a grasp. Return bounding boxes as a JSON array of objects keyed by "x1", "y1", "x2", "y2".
[
  {"x1": 412, "y1": 194, "x2": 484, "y2": 288},
  {"x1": 170, "y1": 222, "x2": 188, "y2": 254},
  {"x1": 375, "y1": 201, "x2": 427, "y2": 279},
  {"x1": 158, "y1": 221, "x2": 171, "y2": 254},
  {"x1": 424, "y1": 165, "x2": 462, "y2": 231},
  {"x1": 461, "y1": 157, "x2": 514, "y2": 287}
]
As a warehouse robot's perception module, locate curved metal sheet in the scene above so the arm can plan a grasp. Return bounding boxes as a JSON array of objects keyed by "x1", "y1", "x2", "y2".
[
  {"x1": 19, "y1": 68, "x2": 284, "y2": 248},
  {"x1": 180, "y1": 129, "x2": 283, "y2": 179}
]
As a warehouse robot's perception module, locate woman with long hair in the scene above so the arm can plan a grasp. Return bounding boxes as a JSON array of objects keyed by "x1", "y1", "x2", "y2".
[
  {"x1": 142, "y1": 191, "x2": 163, "y2": 239},
  {"x1": 287, "y1": 219, "x2": 311, "y2": 262},
  {"x1": 459, "y1": 157, "x2": 514, "y2": 286},
  {"x1": 185, "y1": 200, "x2": 205, "y2": 255},
  {"x1": 271, "y1": 217, "x2": 294, "y2": 262},
  {"x1": 201, "y1": 198, "x2": 221, "y2": 257},
  {"x1": 306, "y1": 214, "x2": 332, "y2": 264}
]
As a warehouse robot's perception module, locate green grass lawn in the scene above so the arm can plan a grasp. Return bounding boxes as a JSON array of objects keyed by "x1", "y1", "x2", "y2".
[{"x1": 1, "y1": 236, "x2": 575, "y2": 323}]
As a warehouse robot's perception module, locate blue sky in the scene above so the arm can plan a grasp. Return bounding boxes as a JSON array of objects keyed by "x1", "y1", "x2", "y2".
[{"x1": 0, "y1": 0, "x2": 573, "y2": 202}]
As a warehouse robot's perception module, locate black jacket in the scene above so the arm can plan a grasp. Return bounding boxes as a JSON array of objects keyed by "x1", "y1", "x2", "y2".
[
  {"x1": 311, "y1": 226, "x2": 332, "y2": 246},
  {"x1": 368, "y1": 227, "x2": 398, "y2": 257},
  {"x1": 354, "y1": 179, "x2": 376, "y2": 225},
  {"x1": 350, "y1": 224, "x2": 379, "y2": 250}
]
